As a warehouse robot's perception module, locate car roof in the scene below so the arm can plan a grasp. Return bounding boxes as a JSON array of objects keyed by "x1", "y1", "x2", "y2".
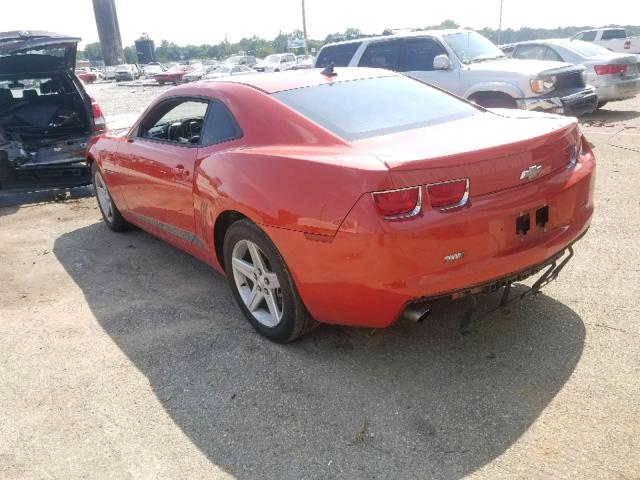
[
  {"x1": 0, "y1": 30, "x2": 80, "y2": 43},
  {"x1": 503, "y1": 38, "x2": 574, "y2": 47},
  {"x1": 200, "y1": 67, "x2": 397, "y2": 94},
  {"x1": 319, "y1": 29, "x2": 468, "y2": 48}
]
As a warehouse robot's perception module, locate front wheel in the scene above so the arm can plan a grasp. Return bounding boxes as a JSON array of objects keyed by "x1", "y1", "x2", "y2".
[
  {"x1": 223, "y1": 220, "x2": 318, "y2": 342},
  {"x1": 92, "y1": 162, "x2": 131, "y2": 232}
]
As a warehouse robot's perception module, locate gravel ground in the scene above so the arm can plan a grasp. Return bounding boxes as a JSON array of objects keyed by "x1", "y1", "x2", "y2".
[{"x1": 0, "y1": 92, "x2": 638, "y2": 480}]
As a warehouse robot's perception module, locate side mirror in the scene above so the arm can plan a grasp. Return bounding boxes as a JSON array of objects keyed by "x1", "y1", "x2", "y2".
[{"x1": 433, "y1": 54, "x2": 452, "y2": 71}]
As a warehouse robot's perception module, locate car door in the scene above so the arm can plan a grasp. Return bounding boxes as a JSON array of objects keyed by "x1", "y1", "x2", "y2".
[
  {"x1": 115, "y1": 98, "x2": 209, "y2": 243},
  {"x1": 400, "y1": 37, "x2": 460, "y2": 94}
]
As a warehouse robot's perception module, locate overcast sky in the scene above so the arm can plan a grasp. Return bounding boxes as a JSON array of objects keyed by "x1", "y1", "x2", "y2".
[{"x1": 0, "y1": 0, "x2": 633, "y2": 47}]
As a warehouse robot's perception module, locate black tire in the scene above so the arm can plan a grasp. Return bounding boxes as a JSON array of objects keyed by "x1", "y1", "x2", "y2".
[
  {"x1": 91, "y1": 162, "x2": 131, "y2": 232},
  {"x1": 0, "y1": 151, "x2": 15, "y2": 189},
  {"x1": 223, "y1": 219, "x2": 318, "y2": 343},
  {"x1": 597, "y1": 101, "x2": 608, "y2": 109},
  {"x1": 472, "y1": 92, "x2": 518, "y2": 109}
]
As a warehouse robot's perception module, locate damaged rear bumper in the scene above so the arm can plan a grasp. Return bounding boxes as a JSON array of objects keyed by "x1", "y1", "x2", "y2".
[{"x1": 400, "y1": 237, "x2": 582, "y2": 331}]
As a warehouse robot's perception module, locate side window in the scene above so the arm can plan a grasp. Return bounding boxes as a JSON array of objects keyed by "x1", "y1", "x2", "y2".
[
  {"x1": 545, "y1": 47, "x2": 563, "y2": 62},
  {"x1": 139, "y1": 99, "x2": 208, "y2": 145},
  {"x1": 358, "y1": 41, "x2": 401, "y2": 70},
  {"x1": 601, "y1": 29, "x2": 626, "y2": 40},
  {"x1": 402, "y1": 38, "x2": 447, "y2": 72},
  {"x1": 201, "y1": 100, "x2": 242, "y2": 146},
  {"x1": 513, "y1": 44, "x2": 548, "y2": 60},
  {"x1": 581, "y1": 31, "x2": 597, "y2": 42},
  {"x1": 315, "y1": 42, "x2": 362, "y2": 67},
  {"x1": 501, "y1": 45, "x2": 515, "y2": 57}
]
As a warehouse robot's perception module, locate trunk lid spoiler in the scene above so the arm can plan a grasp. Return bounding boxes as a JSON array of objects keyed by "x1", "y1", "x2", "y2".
[{"x1": 352, "y1": 110, "x2": 579, "y2": 197}]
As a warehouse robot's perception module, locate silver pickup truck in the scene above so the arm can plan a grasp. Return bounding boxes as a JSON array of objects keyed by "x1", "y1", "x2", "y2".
[{"x1": 315, "y1": 29, "x2": 599, "y2": 116}]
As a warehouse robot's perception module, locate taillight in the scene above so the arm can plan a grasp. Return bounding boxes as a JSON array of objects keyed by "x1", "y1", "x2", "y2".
[
  {"x1": 372, "y1": 186, "x2": 421, "y2": 219},
  {"x1": 594, "y1": 64, "x2": 627, "y2": 75},
  {"x1": 427, "y1": 179, "x2": 470, "y2": 210},
  {"x1": 624, "y1": 40, "x2": 631, "y2": 49},
  {"x1": 90, "y1": 97, "x2": 107, "y2": 134}
]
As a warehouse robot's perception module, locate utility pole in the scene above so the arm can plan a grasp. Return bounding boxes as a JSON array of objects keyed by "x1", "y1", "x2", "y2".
[
  {"x1": 497, "y1": 0, "x2": 504, "y2": 45},
  {"x1": 301, "y1": 0, "x2": 309, "y2": 55}
]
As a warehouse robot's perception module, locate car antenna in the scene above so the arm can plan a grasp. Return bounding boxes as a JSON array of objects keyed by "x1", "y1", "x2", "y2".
[{"x1": 320, "y1": 63, "x2": 337, "y2": 77}]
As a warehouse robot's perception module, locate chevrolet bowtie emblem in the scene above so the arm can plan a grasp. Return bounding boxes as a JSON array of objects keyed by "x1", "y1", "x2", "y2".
[{"x1": 520, "y1": 165, "x2": 543, "y2": 181}]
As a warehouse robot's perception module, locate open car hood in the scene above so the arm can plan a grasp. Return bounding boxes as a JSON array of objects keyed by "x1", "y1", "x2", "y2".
[{"x1": 0, "y1": 30, "x2": 80, "y2": 74}]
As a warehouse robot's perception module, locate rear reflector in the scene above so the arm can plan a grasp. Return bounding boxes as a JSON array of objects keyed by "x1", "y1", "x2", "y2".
[
  {"x1": 427, "y1": 179, "x2": 469, "y2": 210},
  {"x1": 594, "y1": 64, "x2": 627, "y2": 75},
  {"x1": 372, "y1": 186, "x2": 421, "y2": 219}
]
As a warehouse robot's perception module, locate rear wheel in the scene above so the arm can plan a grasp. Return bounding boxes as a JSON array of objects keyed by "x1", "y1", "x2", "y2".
[
  {"x1": 597, "y1": 101, "x2": 608, "y2": 109},
  {"x1": 92, "y1": 162, "x2": 131, "y2": 232},
  {"x1": 223, "y1": 220, "x2": 318, "y2": 343}
]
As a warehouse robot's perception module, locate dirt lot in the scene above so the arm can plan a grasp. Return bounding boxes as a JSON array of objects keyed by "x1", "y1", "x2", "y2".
[{"x1": 0, "y1": 88, "x2": 639, "y2": 480}]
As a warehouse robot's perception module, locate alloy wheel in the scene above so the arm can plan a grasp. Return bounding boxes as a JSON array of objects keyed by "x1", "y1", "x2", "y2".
[
  {"x1": 231, "y1": 239, "x2": 283, "y2": 327},
  {"x1": 94, "y1": 170, "x2": 114, "y2": 223}
]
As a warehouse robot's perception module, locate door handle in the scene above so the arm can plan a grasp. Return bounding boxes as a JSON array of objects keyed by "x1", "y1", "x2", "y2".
[{"x1": 172, "y1": 164, "x2": 189, "y2": 176}]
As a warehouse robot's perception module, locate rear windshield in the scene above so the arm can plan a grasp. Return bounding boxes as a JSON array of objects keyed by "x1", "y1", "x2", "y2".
[
  {"x1": 601, "y1": 29, "x2": 626, "y2": 40},
  {"x1": 567, "y1": 40, "x2": 614, "y2": 57},
  {"x1": 272, "y1": 75, "x2": 478, "y2": 141}
]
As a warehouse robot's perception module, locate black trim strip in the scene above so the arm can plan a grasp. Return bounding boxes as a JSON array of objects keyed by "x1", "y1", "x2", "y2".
[{"x1": 128, "y1": 211, "x2": 208, "y2": 251}]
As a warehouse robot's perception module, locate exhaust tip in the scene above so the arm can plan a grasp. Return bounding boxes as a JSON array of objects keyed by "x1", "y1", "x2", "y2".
[{"x1": 403, "y1": 304, "x2": 432, "y2": 323}]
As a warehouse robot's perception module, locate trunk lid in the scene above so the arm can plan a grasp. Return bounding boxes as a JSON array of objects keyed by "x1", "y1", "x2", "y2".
[
  {"x1": 352, "y1": 110, "x2": 579, "y2": 196},
  {"x1": 0, "y1": 30, "x2": 80, "y2": 74}
]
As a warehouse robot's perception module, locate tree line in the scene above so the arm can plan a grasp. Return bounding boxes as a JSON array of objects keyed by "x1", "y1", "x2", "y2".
[{"x1": 80, "y1": 21, "x2": 640, "y2": 64}]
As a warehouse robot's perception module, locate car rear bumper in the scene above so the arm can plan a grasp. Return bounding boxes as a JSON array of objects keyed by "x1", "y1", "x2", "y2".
[
  {"x1": 596, "y1": 77, "x2": 640, "y2": 101},
  {"x1": 264, "y1": 153, "x2": 596, "y2": 328},
  {"x1": 518, "y1": 88, "x2": 598, "y2": 116}
]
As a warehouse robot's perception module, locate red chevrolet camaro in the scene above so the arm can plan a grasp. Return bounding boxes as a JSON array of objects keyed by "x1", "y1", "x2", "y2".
[{"x1": 87, "y1": 68, "x2": 595, "y2": 342}]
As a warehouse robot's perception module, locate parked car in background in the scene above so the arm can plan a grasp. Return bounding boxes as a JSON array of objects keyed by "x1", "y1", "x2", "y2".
[
  {"x1": 183, "y1": 65, "x2": 219, "y2": 82},
  {"x1": 286, "y1": 55, "x2": 315, "y2": 70},
  {"x1": 104, "y1": 66, "x2": 117, "y2": 80},
  {"x1": 502, "y1": 39, "x2": 640, "y2": 108},
  {"x1": 76, "y1": 67, "x2": 97, "y2": 84},
  {"x1": 316, "y1": 30, "x2": 598, "y2": 116},
  {"x1": 142, "y1": 64, "x2": 162, "y2": 78},
  {"x1": 0, "y1": 30, "x2": 106, "y2": 189},
  {"x1": 87, "y1": 68, "x2": 595, "y2": 342},
  {"x1": 202, "y1": 65, "x2": 253, "y2": 79},
  {"x1": 254, "y1": 53, "x2": 297, "y2": 72},
  {"x1": 154, "y1": 66, "x2": 193, "y2": 85},
  {"x1": 224, "y1": 55, "x2": 257, "y2": 67},
  {"x1": 114, "y1": 64, "x2": 139, "y2": 82},
  {"x1": 90, "y1": 67, "x2": 105, "y2": 80},
  {"x1": 296, "y1": 54, "x2": 315, "y2": 66},
  {"x1": 572, "y1": 28, "x2": 640, "y2": 55}
]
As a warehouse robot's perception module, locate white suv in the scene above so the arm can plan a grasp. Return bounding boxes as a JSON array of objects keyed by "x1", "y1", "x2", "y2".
[
  {"x1": 315, "y1": 30, "x2": 598, "y2": 116},
  {"x1": 254, "y1": 53, "x2": 297, "y2": 73}
]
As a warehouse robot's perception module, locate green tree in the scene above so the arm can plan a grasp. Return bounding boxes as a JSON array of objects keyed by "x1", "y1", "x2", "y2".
[
  {"x1": 123, "y1": 46, "x2": 137, "y2": 64},
  {"x1": 83, "y1": 42, "x2": 102, "y2": 62}
]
